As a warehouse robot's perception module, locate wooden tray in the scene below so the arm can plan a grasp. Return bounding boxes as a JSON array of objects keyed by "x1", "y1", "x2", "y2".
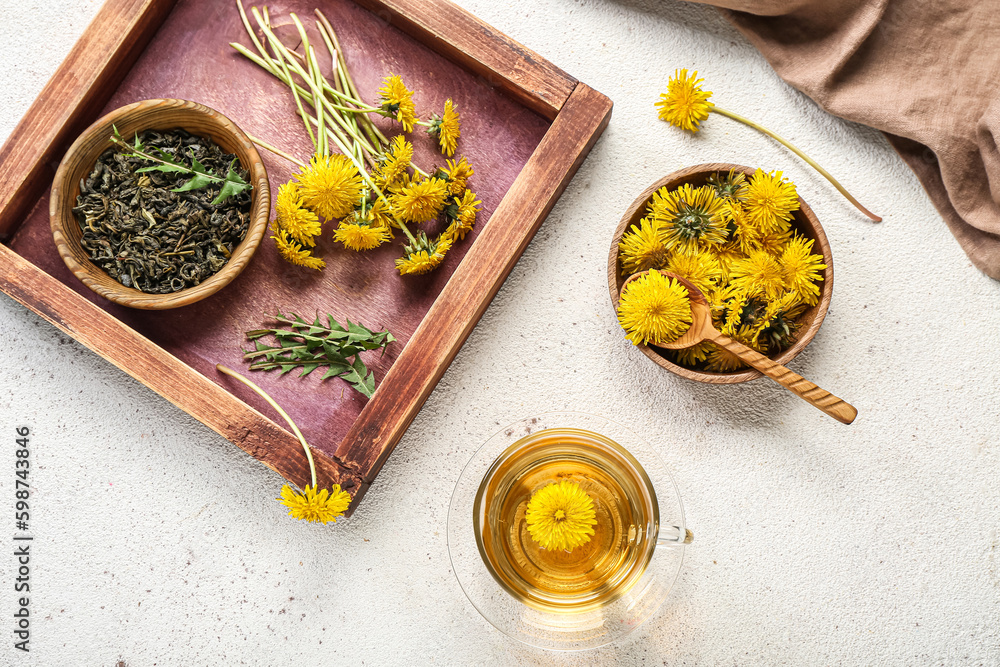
[{"x1": 0, "y1": 0, "x2": 611, "y2": 514}]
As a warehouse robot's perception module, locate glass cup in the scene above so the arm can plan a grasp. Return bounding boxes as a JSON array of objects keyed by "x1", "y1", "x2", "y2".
[{"x1": 447, "y1": 412, "x2": 692, "y2": 651}]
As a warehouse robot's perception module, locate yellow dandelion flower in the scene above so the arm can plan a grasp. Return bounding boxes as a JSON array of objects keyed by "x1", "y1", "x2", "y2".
[
  {"x1": 378, "y1": 74, "x2": 417, "y2": 132},
  {"x1": 455, "y1": 190, "x2": 480, "y2": 225},
  {"x1": 650, "y1": 183, "x2": 728, "y2": 252},
  {"x1": 655, "y1": 69, "x2": 714, "y2": 132},
  {"x1": 442, "y1": 156, "x2": 474, "y2": 195},
  {"x1": 395, "y1": 250, "x2": 438, "y2": 275},
  {"x1": 368, "y1": 196, "x2": 395, "y2": 230},
  {"x1": 717, "y1": 285, "x2": 753, "y2": 336},
  {"x1": 724, "y1": 200, "x2": 764, "y2": 255},
  {"x1": 744, "y1": 169, "x2": 799, "y2": 234},
  {"x1": 277, "y1": 484, "x2": 351, "y2": 524},
  {"x1": 273, "y1": 226, "x2": 325, "y2": 270},
  {"x1": 386, "y1": 170, "x2": 417, "y2": 194},
  {"x1": 730, "y1": 249, "x2": 785, "y2": 301},
  {"x1": 705, "y1": 340, "x2": 748, "y2": 372},
  {"x1": 391, "y1": 177, "x2": 448, "y2": 223},
  {"x1": 431, "y1": 99, "x2": 461, "y2": 157},
  {"x1": 754, "y1": 290, "x2": 804, "y2": 352},
  {"x1": 334, "y1": 218, "x2": 392, "y2": 251},
  {"x1": 619, "y1": 216, "x2": 670, "y2": 275},
  {"x1": 274, "y1": 181, "x2": 321, "y2": 246},
  {"x1": 296, "y1": 154, "x2": 363, "y2": 220},
  {"x1": 709, "y1": 281, "x2": 741, "y2": 326},
  {"x1": 747, "y1": 292, "x2": 794, "y2": 340},
  {"x1": 706, "y1": 169, "x2": 748, "y2": 202},
  {"x1": 395, "y1": 235, "x2": 453, "y2": 276},
  {"x1": 617, "y1": 269, "x2": 693, "y2": 346},
  {"x1": 780, "y1": 234, "x2": 826, "y2": 306},
  {"x1": 712, "y1": 242, "x2": 743, "y2": 284},
  {"x1": 525, "y1": 480, "x2": 597, "y2": 551},
  {"x1": 666, "y1": 248, "x2": 722, "y2": 295},
  {"x1": 672, "y1": 340, "x2": 714, "y2": 367},
  {"x1": 378, "y1": 135, "x2": 414, "y2": 187},
  {"x1": 444, "y1": 190, "x2": 481, "y2": 241},
  {"x1": 757, "y1": 228, "x2": 794, "y2": 257}
]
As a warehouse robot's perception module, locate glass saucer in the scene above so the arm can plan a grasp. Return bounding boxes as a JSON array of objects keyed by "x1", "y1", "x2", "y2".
[{"x1": 447, "y1": 412, "x2": 688, "y2": 651}]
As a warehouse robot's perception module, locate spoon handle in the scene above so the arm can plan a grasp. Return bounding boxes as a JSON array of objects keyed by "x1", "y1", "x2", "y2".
[{"x1": 710, "y1": 332, "x2": 858, "y2": 424}]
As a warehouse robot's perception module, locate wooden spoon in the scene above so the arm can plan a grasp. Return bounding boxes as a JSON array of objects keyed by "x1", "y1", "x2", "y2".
[{"x1": 621, "y1": 271, "x2": 857, "y2": 425}]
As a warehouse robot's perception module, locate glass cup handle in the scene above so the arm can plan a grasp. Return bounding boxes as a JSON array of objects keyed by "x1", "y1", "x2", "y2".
[{"x1": 657, "y1": 525, "x2": 694, "y2": 546}]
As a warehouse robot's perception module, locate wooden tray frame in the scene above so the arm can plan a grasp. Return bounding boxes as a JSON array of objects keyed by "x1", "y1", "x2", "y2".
[{"x1": 0, "y1": 0, "x2": 612, "y2": 513}]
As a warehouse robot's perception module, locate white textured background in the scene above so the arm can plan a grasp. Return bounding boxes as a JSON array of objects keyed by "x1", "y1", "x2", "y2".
[{"x1": 2, "y1": 0, "x2": 999, "y2": 664}]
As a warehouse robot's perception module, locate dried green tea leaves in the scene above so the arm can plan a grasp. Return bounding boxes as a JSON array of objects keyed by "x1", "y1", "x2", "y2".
[{"x1": 73, "y1": 128, "x2": 252, "y2": 294}]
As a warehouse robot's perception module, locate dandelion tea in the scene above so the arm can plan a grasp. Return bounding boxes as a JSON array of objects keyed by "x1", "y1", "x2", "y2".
[
  {"x1": 72, "y1": 129, "x2": 251, "y2": 293},
  {"x1": 475, "y1": 428, "x2": 659, "y2": 612}
]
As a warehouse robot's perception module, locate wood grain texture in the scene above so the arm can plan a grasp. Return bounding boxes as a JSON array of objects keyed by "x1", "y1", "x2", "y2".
[
  {"x1": 335, "y1": 82, "x2": 613, "y2": 484},
  {"x1": 0, "y1": 0, "x2": 179, "y2": 240},
  {"x1": 0, "y1": 241, "x2": 365, "y2": 497},
  {"x1": 50, "y1": 99, "x2": 270, "y2": 309},
  {"x1": 607, "y1": 163, "x2": 834, "y2": 385},
  {"x1": 707, "y1": 330, "x2": 857, "y2": 424},
  {"x1": 351, "y1": 0, "x2": 577, "y2": 119}
]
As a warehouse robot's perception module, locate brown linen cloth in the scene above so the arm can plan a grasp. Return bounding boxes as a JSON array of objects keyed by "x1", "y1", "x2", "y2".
[{"x1": 687, "y1": 0, "x2": 1000, "y2": 279}]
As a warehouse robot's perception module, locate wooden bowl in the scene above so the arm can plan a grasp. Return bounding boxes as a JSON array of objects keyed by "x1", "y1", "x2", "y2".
[
  {"x1": 50, "y1": 98, "x2": 270, "y2": 309},
  {"x1": 607, "y1": 163, "x2": 834, "y2": 384}
]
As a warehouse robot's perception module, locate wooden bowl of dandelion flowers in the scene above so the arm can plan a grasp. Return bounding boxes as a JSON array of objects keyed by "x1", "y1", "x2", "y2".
[{"x1": 607, "y1": 163, "x2": 834, "y2": 384}]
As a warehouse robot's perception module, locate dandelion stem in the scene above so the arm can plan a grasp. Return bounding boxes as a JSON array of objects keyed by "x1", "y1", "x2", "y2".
[
  {"x1": 245, "y1": 132, "x2": 307, "y2": 168},
  {"x1": 712, "y1": 106, "x2": 882, "y2": 222},
  {"x1": 216, "y1": 364, "x2": 318, "y2": 489},
  {"x1": 314, "y1": 9, "x2": 388, "y2": 146},
  {"x1": 253, "y1": 7, "x2": 317, "y2": 151},
  {"x1": 396, "y1": 219, "x2": 418, "y2": 245}
]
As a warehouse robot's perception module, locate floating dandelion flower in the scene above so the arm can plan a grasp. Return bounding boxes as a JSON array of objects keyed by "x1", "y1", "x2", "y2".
[{"x1": 525, "y1": 480, "x2": 597, "y2": 551}]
